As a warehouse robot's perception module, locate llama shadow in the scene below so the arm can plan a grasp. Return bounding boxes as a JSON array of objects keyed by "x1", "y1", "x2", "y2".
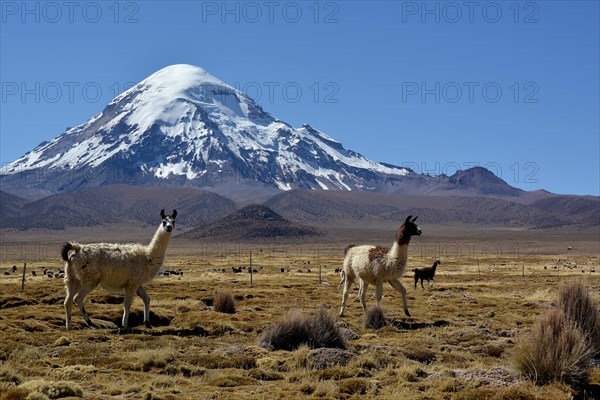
[
  {"x1": 107, "y1": 310, "x2": 173, "y2": 329},
  {"x1": 575, "y1": 384, "x2": 600, "y2": 400},
  {"x1": 389, "y1": 319, "x2": 451, "y2": 331},
  {"x1": 112, "y1": 325, "x2": 210, "y2": 337}
]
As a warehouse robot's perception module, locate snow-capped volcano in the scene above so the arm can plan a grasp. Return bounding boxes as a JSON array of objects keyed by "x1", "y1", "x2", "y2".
[{"x1": 2, "y1": 64, "x2": 410, "y2": 195}]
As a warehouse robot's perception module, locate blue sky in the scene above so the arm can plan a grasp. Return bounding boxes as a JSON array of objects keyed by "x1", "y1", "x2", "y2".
[{"x1": 1, "y1": 0, "x2": 598, "y2": 195}]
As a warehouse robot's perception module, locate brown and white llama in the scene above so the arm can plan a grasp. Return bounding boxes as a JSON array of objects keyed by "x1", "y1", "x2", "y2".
[
  {"x1": 62, "y1": 209, "x2": 177, "y2": 330},
  {"x1": 339, "y1": 215, "x2": 421, "y2": 317}
]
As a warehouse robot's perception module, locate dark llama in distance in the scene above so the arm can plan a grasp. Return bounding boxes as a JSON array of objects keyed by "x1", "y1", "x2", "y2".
[{"x1": 413, "y1": 260, "x2": 441, "y2": 289}]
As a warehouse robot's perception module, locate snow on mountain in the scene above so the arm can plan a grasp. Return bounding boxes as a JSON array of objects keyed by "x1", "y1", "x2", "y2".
[{"x1": 2, "y1": 64, "x2": 411, "y2": 194}]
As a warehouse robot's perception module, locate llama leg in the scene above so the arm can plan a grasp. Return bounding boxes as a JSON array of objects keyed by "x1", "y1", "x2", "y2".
[
  {"x1": 359, "y1": 280, "x2": 369, "y2": 312},
  {"x1": 374, "y1": 281, "x2": 384, "y2": 308},
  {"x1": 414, "y1": 276, "x2": 418, "y2": 289},
  {"x1": 338, "y1": 270, "x2": 346, "y2": 289},
  {"x1": 339, "y1": 274, "x2": 353, "y2": 316},
  {"x1": 74, "y1": 285, "x2": 96, "y2": 328},
  {"x1": 64, "y1": 282, "x2": 78, "y2": 330},
  {"x1": 122, "y1": 288, "x2": 135, "y2": 329},
  {"x1": 389, "y1": 279, "x2": 411, "y2": 317},
  {"x1": 137, "y1": 286, "x2": 152, "y2": 328},
  {"x1": 431, "y1": 278, "x2": 434, "y2": 288},
  {"x1": 420, "y1": 278, "x2": 425, "y2": 289}
]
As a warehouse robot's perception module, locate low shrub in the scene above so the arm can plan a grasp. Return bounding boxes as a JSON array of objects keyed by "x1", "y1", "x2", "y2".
[
  {"x1": 558, "y1": 281, "x2": 600, "y2": 357},
  {"x1": 513, "y1": 308, "x2": 591, "y2": 387},
  {"x1": 213, "y1": 293, "x2": 236, "y2": 314},
  {"x1": 258, "y1": 308, "x2": 346, "y2": 351},
  {"x1": 364, "y1": 305, "x2": 387, "y2": 330}
]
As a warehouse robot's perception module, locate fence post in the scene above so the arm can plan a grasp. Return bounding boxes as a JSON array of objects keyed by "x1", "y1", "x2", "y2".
[
  {"x1": 21, "y1": 258, "x2": 27, "y2": 291},
  {"x1": 249, "y1": 251, "x2": 253, "y2": 288}
]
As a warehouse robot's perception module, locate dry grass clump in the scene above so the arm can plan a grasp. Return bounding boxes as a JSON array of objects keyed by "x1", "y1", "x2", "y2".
[
  {"x1": 402, "y1": 347, "x2": 437, "y2": 364},
  {"x1": 51, "y1": 365, "x2": 96, "y2": 380},
  {"x1": 514, "y1": 307, "x2": 591, "y2": 387},
  {"x1": 306, "y1": 347, "x2": 354, "y2": 370},
  {"x1": 213, "y1": 292, "x2": 236, "y2": 314},
  {"x1": 52, "y1": 337, "x2": 70, "y2": 347},
  {"x1": 364, "y1": 305, "x2": 387, "y2": 330},
  {"x1": 338, "y1": 378, "x2": 371, "y2": 395},
  {"x1": 258, "y1": 308, "x2": 346, "y2": 351},
  {"x1": 14, "y1": 379, "x2": 83, "y2": 399},
  {"x1": 558, "y1": 281, "x2": 600, "y2": 356},
  {"x1": 0, "y1": 367, "x2": 23, "y2": 386},
  {"x1": 514, "y1": 281, "x2": 600, "y2": 388},
  {"x1": 127, "y1": 349, "x2": 177, "y2": 372}
]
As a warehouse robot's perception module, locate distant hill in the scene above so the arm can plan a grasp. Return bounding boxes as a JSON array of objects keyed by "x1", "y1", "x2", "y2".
[
  {"x1": 530, "y1": 195, "x2": 600, "y2": 227},
  {"x1": 1, "y1": 185, "x2": 237, "y2": 230},
  {"x1": 179, "y1": 204, "x2": 322, "y2": 242},
  {"x1": 1, "y1": 184, "x2": 597, "y2": 231},
  {"x1": 447, "y1": 167, "x2": 523, "y2": 196},
  {"x1": 264, "y1": 189, "x2": 570, "y2": 228}
]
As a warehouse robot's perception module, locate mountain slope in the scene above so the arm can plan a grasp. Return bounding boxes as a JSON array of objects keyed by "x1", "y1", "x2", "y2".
[
  {"x1": 264, "y1": 189, "x2": 570, "y2": 228},
  {"x1": 0, "y1": 190, "x2": 25, "y2": 215},
  {"x1": 2, "y1": 185, "x2": 237, "y2": 230}
]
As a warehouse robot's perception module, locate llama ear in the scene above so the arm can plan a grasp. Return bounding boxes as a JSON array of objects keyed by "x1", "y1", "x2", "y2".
[
  {"x1": 160, "y1": 209, "x2": 166, "y2": 219},
  {"x1": 172, "y1": 210, "x2": 177, "y2": 219},
  {"x1": 411, "y1": 216, "x2": 418, "y2": 222},
  {"x1": 405, "y1": 215, "x2": 413, "y2": 223}
]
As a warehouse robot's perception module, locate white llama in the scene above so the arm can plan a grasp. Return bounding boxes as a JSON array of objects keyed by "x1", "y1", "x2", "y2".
[
  {"x1": 62, "y1": 209, "x2": 177, "y2": 330},
  {"x1": 339, "y1": 215, "x2": 421, "y2": 317}
]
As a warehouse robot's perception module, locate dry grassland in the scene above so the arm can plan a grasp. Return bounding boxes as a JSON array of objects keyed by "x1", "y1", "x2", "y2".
[{"x1": 0, "y1": 245, "x2": 598, "y2": 399}]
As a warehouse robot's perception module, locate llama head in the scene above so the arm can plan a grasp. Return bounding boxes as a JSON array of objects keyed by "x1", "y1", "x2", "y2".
[
  {"x1": 160, "y1": 209, "x2": 177, "y2": 233},
  {"x1": 396, "y1": 215, "x2": 422, "y2": 243}
]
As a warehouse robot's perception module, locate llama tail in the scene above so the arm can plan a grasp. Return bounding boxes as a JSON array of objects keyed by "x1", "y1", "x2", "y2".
[{"x1": 61, "y1": 242, "x2": 81, "y2": 261}]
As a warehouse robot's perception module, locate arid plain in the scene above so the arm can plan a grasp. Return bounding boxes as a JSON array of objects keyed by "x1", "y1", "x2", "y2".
[{"x1": 1, "y1": 222, "x2": 599, "y2": 399}]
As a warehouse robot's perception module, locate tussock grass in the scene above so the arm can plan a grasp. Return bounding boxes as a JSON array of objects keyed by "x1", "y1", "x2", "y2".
[
  {"x1": 402, "y1": 347, "x2": 436, "y2": 364},
  {"x1": 514, "y1": 308, "x2": 591, "y2": 387},
  {"x1": 364, "y1": 305, "x2": 387, "y2": 330},
  {"x1": 258, "y1": 308, "x2": 346, "y2": 351},
  {"x1": 514, "y1": 281, "x2": 600, "y2": 388},
  {"x1": 127, "y1": 349, "x2": 177, "y2": 372},
  {"x1": 213, "y1": 292, "x2": 236, "y2": 314},
  {"x1": 558, "y1": 281, "x2": 600, "y2": 357},
  {"x1": 338, "y1": 378, "x2": 371, "y2": 395},
  {"x1": 50, "y1": 365, "x2": 96, "y2": 380},
  {"x1": 17, "y1": 379, "x2": 83, "y2": 399},
  {"x1": 350, "y1": 352, "x2": 393, "y2": 371}
]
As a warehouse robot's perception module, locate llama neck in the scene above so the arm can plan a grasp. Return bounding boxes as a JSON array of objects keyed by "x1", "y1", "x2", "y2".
[
  {"x1": 388, "y1": 239, "x2": 410, "y2": 267},
  {"x1": 148, "y1": 225, "x2": 172, "y2": 262}
]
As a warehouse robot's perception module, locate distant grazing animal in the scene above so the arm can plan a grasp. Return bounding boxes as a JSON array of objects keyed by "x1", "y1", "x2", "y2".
[
  {"x1": 62, "y1": 209, "x2": 176, "y2": 330},
  {"x1": 339, "y1": 215, "x2": 422, "y2": 317},
  {"x1": 413, "y1": 260, "x2": 441, "y2": 289},
  {"x1": 11, "y1": 265, "x2": 17, "y2": 273}
]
